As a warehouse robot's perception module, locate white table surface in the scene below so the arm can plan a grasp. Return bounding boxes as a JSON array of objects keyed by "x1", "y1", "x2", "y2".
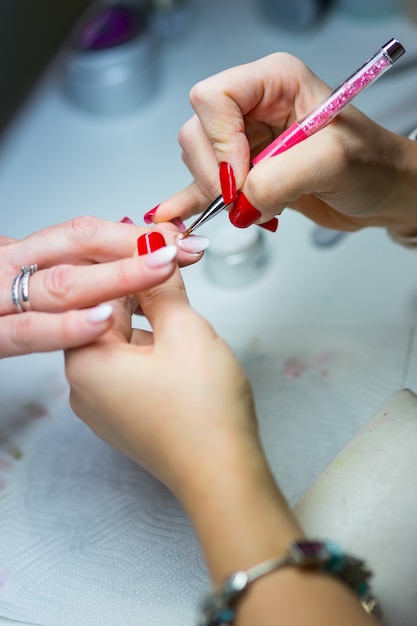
[{"x1": 1, "y1": 0, "x2": 417, "y2": 624}]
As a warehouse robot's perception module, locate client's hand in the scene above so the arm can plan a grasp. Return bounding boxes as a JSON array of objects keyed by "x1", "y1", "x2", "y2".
[
  {"x1": 64, "y1": 261, "x2": 258, "y2": 498},
  {"x1": 1, "y1": 217, "x2": 206, "y2": 357},
  {"x1": 65, "y1": 243, "x2": 377, "y2": 626}
]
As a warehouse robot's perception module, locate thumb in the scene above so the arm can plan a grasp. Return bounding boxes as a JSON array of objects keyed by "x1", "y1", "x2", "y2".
[
  {"x1": 136, "y1": 265, "x2": 190, "y2": 339},
  {"x1": 239, "y1": 126, "x2": 341, "y2": 220}
]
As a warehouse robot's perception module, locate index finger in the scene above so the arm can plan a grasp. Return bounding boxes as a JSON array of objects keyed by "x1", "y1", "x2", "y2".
[
  {"x1": 187, "y1": 52, "x2": 329, "y2": 187},
  {"x1": 5, "y1": 216, "x2": 141, "y2": 272}
]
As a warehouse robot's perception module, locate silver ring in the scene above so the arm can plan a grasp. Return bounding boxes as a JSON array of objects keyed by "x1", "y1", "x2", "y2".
[{"x1": 12, "y1": 264, "x2": 38, "y2": 312}]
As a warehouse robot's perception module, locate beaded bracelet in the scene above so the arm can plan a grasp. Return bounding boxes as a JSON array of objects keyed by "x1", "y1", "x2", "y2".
[{"x1": 198, "y1": 540, "x2": 379, "y2": 626}]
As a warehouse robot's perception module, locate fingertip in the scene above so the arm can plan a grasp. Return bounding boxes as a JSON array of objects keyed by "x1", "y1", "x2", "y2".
[
  {"x1": 85, "y1": 303, "x2": 113, "y2": 324},
  {"x1": 176, "y1": 234, "x2": 210, "y2": 255},
  {"x1": 258, "y1": 217, "x2": 279, "y2": 233},
  {"x1": 143, "y1": 244, "x2": 177, "y2": 268},
  {"x1": 143, "y1": 205, "x2": 160, "y2": 225}
]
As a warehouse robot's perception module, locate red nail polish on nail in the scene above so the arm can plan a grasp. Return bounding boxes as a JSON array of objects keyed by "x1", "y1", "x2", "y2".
[
  {"x1": 143, "y1": 205, "x2": 160, "y2": 225},
  {"x1": 119, "y1": 216, "x2": 135, "y2": 224},
  {"x1": 219, "y1": 162, "x2": 237, "y2": 205},
  {"x1": 229, "y1": 193, "x2": 261, "y2": 228},
  {"x1": 137, "y1": 231, "x2": 166, "y2": 255},
  {"x1": 170, "y1": 217, "x2": 187, "y2": 233},
  {"x1": 258, "y1": 217, "x2": 279, "y2": 233}
]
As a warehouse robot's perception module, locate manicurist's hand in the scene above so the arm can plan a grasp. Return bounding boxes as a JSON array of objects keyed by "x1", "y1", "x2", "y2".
[
  {"x1": 0, "y1": 216, "x2": 207, "y2": 357},
  {"x1": 147, "y1": 52, "x2": 417, "y2": 237},
  {"x1": 65, "y1": 239, "x2": 379, "y2": 626}
]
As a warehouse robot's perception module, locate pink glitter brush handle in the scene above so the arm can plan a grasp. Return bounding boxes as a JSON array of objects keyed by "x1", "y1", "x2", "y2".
[{"x1": 252, "y1": 38, "x2": 405, "y2": 165}]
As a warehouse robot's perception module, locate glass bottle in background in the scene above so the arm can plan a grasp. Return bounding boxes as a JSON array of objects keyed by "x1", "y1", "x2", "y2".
[{"x1": 63, "y1": 3, "x2": 160, "y2": 115}]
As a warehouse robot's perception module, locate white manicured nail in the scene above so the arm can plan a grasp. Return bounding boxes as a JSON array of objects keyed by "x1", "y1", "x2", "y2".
[
  {"x1": 176, "y1": 235, "x2": 210, "y2": 254},
  {"x1": 144, "y1": 244, "x2": 177, "y2": 268},
  {"x1": 86, "y1": 303, "x2": 113, "y2": 323}
]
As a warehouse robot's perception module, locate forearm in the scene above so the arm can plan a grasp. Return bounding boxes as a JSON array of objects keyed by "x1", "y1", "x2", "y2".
[
  {"x1": 178, "y1": 429, "x2": 302, "y2": 581},
  {"x1": 177, "y1": 427, "x2": 380, "y2": 626}
]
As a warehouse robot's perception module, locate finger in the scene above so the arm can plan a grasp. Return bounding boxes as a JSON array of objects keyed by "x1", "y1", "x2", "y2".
[
  {"x1": 1, "y1": 225, "x2": 206, "y2": 315},
  {"x1": 130, "y1": 327, "x2": 154, "y2": 347},
  {"x1": 151, "y1": 181, "x2": 212, "y2": 224},
  {"x1": 1, "y1": 252, "x2": 178, "y2": 315},
  {"x1": 178, "y1": 115, "x2": 221, "y2": 199},
  {"x1": 239, "y1": 114, "x2": 364, "y2": 225},
  {"x1": 136, "y1": 267, "x2": 191, "y2": 340},
  {"x1": 0, "y1": 305, "x2": 114, "y2": 358},
  {"x1": 0, "y1": 235, "x2": 18, "y2": 246},
  {"x1": 3, "y1": 217, "x2": 198, "y2": 273},
  {"x1": 4, "y1": 217, "x2": 143, "y2": 271},
  {"x1": 188, "y1": 53, "x2": 329, "y2": 187}
]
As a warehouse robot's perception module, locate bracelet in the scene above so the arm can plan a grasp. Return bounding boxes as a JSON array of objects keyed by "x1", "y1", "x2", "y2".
[{"x1": 198, "y1": 540, "x2": 380, "y2": 626}]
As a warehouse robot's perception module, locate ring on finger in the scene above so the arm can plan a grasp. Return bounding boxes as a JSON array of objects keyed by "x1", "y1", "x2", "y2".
[{"x1": 12, "y1": 264, "x2": 38, "y2": 312}]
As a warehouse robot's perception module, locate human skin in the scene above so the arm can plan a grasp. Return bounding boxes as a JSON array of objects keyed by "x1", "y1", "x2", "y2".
[
  {"x1": 0, "y1": 216, "x2": 204, "y2": 357},
  {"x1": 65, "y1": 268, "x2": 379, "y2": 626},
  {"x1": 149, "y1": 52, "x2": 417, "y2": 238}
]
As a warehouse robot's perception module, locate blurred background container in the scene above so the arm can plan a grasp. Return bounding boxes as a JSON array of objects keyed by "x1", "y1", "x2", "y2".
[{"x1": 63, "y1": 3, "x2": 159, "y2": 115}]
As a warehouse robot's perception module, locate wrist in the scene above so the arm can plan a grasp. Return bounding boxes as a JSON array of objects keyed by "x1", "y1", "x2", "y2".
[
  {"x1": 175, "y1": 425, "x2": 303, "y2": 584},
  {"x1": 379, "y1": 131, "x2": 417, "y2": 237}
]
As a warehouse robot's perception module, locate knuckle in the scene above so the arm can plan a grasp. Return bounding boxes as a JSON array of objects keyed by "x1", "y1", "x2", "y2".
[
  {"x1": 246, "y1": 171, "x2": 274, "y2": 208},
  {"x1": 64, "y1": 216, "x2": 100, "y2": 245},
  {"x1": 178, "y1": 119, "x2": 196, "y2": 152},
  {"x1": 45, "y1": 264, "x2": 75, "y2": 304},
  {"x1": 10, "y1": 314, "x2": 35, "y2": 350},
  {"x1": 189, "y1": 80, "x2": 210, "y2": 109},
  {"x1": 112, "y1": 259, "x2": 133, "y2": 290}
]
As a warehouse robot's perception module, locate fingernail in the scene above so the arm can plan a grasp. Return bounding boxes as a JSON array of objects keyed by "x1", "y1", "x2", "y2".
[
  {"x1": 219, "y1": 162, "x2": 237, "y2": 205},
  {"x1": 229, "y1": 192, "x2": 261, "y2": 228},
  {"x1": 119, "y1": 216, "x2": 135, "y2": 224},
  {"x1": 258, "y1": 217, "x2": 279, "y2": 233},
  {"x1": 86, "y1": 303, "x2": 113, "y2": 323},
  {"x1": 143, "y1": 205, "x2": 159, "y2": 225},
  {"x1": 170, "y1": 217, "x2": 187, "y2": 233},
  {"x1": 137, "y1": 231, "x2": 166, "y2": 256},
  {"x1": 176, "y1": 234, "x2": 210, "y2": 254},
  {"x1": 144, "y1": 245, "x2": 177, "y2": 268}
]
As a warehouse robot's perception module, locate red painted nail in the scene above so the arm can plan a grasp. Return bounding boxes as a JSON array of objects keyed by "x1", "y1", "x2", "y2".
[
  {"x1": 143, "y1": 205, "x2": 160, "y2": 225},
  {"x1": 119, "y1": 216, "x2": 135, "y2": 224},
  {"x1": 137, "y1": 231, "x2": 166, "y2": 255},
  {"x1": 258, "y1": 217, "x2": 279, "y2": 233},
  {"x1": 219, "y1": 162, "x2": 237, "y2": 205},
  {"x1": 229, "y1": 192, "x2": 261, "y2": 228},
  {"x1": 170, "y1": 217, "x2": 187, "y2": 233}
]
